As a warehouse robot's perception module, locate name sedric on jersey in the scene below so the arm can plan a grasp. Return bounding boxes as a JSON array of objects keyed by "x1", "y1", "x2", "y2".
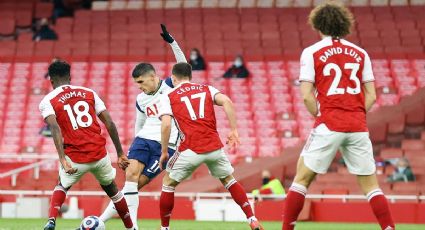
[
  {"x1": 159, "y1": 82, "x2": 223, "y2": 154},
  {"x1": 299, "y1": 37, "x2": 375, "y2": 132},
  {"x1": 39, "y1": 85, "x2": 107, "y2": 163}
]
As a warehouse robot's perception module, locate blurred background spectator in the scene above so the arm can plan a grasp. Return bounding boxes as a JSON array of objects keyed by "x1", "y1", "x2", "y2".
[
  {"x1": 252, "y1": 170, "x2": 285, "y2": 199},
  {"x1": 52, "y1": 0, "x2": 74, "y2": 19},
  {"x1": 189, "y1": 48, "x2": 206, "y2": 71},
  {"x1": 223, "y1": 55, "x2": 249, "y2": 78},
  {"x1": 33, "y1": 18, "x2": 58, "y2": 41},
  {"x1": 386, "y1": 158, "x2": 415, "y2": 183}
]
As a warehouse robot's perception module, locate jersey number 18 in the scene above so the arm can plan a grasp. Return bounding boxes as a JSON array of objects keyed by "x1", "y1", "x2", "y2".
[{"x1": 64, "y1": 101, "x2": 93, "y2": 130}]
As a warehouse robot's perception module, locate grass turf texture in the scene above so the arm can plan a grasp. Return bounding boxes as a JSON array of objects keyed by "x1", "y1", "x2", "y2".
[{"x1": 0, "y1": 218, "x2": 423, "y2": 230}]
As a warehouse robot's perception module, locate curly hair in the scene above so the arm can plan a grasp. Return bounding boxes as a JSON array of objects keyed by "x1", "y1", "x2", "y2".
[
  {"x1": 308, "y1": 1, "x2": 354, "y2": 38},
  {"x1": 48, "y1": 60, "x2": 70, "y2": 80}
]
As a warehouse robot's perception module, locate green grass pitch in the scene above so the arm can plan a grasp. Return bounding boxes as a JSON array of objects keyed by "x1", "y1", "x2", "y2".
[{"x1": 0, "y1": 218, "x2": 423, "y2": 230}]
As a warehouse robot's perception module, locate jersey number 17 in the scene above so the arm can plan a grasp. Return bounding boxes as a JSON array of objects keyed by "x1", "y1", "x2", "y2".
[{"x1": 181, "y1": 92, "x2": 206, "y2": 120}]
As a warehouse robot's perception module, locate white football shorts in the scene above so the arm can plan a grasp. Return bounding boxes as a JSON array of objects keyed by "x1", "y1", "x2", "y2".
[
  {"x1": 59, "y1": 155, "x2": 116, "y2": 188},
  {"x1": 301, "y1": 124, "x2": 376, "y2": 175},
  {"x1": 166, "y1": 148, "x2": 234, "y2": 182}
]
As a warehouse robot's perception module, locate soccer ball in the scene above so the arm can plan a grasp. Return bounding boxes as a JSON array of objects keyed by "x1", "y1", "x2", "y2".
[{"x1": 79, "y1": 216, "x2": 105, "y2": 230}]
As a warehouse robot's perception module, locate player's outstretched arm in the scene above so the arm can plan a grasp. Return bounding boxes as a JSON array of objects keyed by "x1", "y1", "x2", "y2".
[
  {"x1": 363, "y1": 81, "x2": 377, "y2": 112},
  {"x1": 300, "y1": 81, "x2": 318, "y2": 117},
  {"x1": 160, "y1": 24, "x2": 187, "y2": 63},
  {"x1": 98, "y1": 110, "x2": 129, "y2": 170},
  {"x1": 214, "y1": 93, "x2": 240, "y2": 148},
  {"x1": 45, "y1": 115, "x2": 77, "y2": 174},
  {"x1": 159, "y1": 115, "x2": 172, "y2": 170}
]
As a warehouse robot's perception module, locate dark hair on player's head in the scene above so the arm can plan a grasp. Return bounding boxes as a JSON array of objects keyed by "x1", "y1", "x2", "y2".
[
  {"x1": 132, "y1": 63, "x2": 156, "y2": 78},
  {"x1": 48, "y1": 60, "x2": 70, "y2": 80},
  {"x1": 172, "y1": 62, "x2": 192, "y2": 80},
  {"x1": 308, "y1": 1, "x2": 354, "y2": 38}
]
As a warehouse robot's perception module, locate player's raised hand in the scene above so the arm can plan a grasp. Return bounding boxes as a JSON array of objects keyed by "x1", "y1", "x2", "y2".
[
  {"x1": 117, "y1": 154, "x2": 130, "y2": 170},
  {"x1": 61, "y1": 159, "x2": 77, "y2": 175},
  {"x1": 226, "y1": 129, "x2": 241, "y2": 149},
  {"x1": 159, "y1": 152, "x2": 169, "y2": 171},
  {"x1": 160, "y1": 24, "x2": 174, "y2": 43}
]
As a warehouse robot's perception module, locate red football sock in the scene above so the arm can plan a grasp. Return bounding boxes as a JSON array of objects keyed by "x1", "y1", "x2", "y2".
[
  {"x1": 111, "y1": 192, "x2": 133, "y2": 228},
  {"x1": 282, "y1": 183, "x2": 307, "y2": 230},
  {"x1": 160, "y1": 185, "x2": 175, "y2": 227},
  {"x1": 226, "y1": 179, "x2": 254, "y2": 219},
  {"x1": 367, "y1": 189, "x2": 395, "y2": 230},
  {"x1": 48, "y1": 185, "x2": 67, "y2": 219}
]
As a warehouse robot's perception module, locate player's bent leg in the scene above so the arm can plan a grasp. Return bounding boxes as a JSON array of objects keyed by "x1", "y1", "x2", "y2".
[
  {"x1": 45, "y1": 158, "x2": 86, "y2": 230},
  {"x1": 122, "y1": 160, "x2": 145, "y2": 229},
  {"x1": 101, "y1": 181, "x2": 134, "y2": 229},
  {"x1": 357, "y1": 174, "x2": 395, "y2": 230},
  {"x1": 100, "y1": 159, "x2": 145, "y2": 229},
  {"x1": 44, "y1": 183, "x2": 70, "y2": 230},
  {"x1": 293, "y1": 157, "x2": 317, "y2": 187},
  {"x1": 126, "y1": 159, "x2": 146, "y2": 182},
  {"x1": 219, "y1": 175, "x2": 263, "y2": 230},
  {"x1": 137, "y1": 174, "x2": 150, "y2": 190},
  {"x1": 160, "y1": 172, "x2": 180, "y2": 230},
  {"x1": 159, "y1": 149, "x2": 200, "y2": 229},
  {"x1": 283, "y1": 157, "x2": 317, "y2": 230}
]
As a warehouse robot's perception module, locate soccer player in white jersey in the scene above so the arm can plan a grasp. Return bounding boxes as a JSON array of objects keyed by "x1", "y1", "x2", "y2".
[
  {"x1": 282, "y1": 3, "x2": 395, "y2": 230},
  {"x1": 99, "y1": 24, "x2": 185, "y2": 229}
]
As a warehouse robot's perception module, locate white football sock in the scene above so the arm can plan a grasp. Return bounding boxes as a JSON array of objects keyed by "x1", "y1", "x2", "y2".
[
  {"x1": 123, "y1": 181, "x2": 139, "y2": 230},
  {"x1": 99, "y1": 200, "x2": 117, "y2": 222},
  {"x1": 161, "y1": 227, "x2": 170, "y2": 230}
]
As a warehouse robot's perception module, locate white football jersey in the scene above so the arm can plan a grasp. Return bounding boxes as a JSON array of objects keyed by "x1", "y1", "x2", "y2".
[{"x1": 135, "y1": 78, "x2": 179, "y2": 147}]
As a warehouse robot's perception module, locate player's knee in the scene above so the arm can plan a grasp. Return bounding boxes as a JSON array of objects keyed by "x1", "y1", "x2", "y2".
[
  {"x1": 219, "y1": 174, "x2": 234, "y2": 186},
  {"x1": 125, "y1": 167, "x2": 141, "y2": 182},
  {"x1": 357, "y1": 174, "x2": 379, "y2": 194},
  {"x1": 137, "y1": 175, "x2": 150, "y2": 190},
  {"x1": 294, "y1": 173, "x2": 315, "y2": 188},
  {"x1": 101, "y1": 181, "x2": 119, "y2": 197},
  {"x1": 162, "y1": 174, "x2": 179, "y2": 187},
  {"x1": 56, "y1": 183, "x2": 70, "y2": 192}
]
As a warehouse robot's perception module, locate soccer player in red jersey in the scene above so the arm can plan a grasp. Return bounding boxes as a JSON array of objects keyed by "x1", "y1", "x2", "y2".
[
  {"x1": 157, "y1": 63, "x2": 263, "y2": 230},
  {"x1": 282, "y1": 3, "x2": 394, "y2": 230},
  {"x1": 40, "y1": 61, "x2": 134, "y2": 230}
]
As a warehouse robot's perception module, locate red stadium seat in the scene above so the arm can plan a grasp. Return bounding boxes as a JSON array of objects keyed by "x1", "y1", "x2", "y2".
[
  {"x1": 52, "y1": 41, "x2": 71, "y2": 58},
  {"x1": 15, "y1": 41, "x2": 34, "y2": 61},
  {"x1": 380, "y1": 148, "x2": 403, "y2": 159},
  {"x1": 0, "y1": 41, "x2": 16, "y2": 61},
  {"x1": 15, "y1": 9, "x2": 32, "y2": 28},
  {"x1": 35, "y1": 2, "x2": 53, "y2": 19},
  {"x1": 34, "y1": 41, "x2": 54, "y2": 60},
  {"x1": 392, "y1": 182, "x2": 419, "y2": 195},
  {"x1": 402, "y1": 140, "x2": 425, "y2": 151},
  {"x1": 0, "y1": 18, "x2": 15, "y2": 36},
  {"x1": 388, "y1": 114, "x2": 405, "y2": 134}
]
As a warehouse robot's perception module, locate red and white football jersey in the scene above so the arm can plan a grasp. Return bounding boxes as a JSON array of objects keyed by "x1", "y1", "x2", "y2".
[
  {"x1": 39, "y1": 85, "x2": 107, "y2": 163},
  {"x1": 159, "y1": 82, "x2": 223, "y2": 154},
  {"x1": 299, "y1": 37, "x2": 375, "y2": 132}
]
